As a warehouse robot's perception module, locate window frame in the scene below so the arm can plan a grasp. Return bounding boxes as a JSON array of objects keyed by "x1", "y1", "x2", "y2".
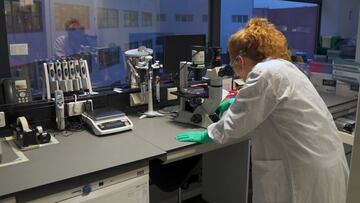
[
  {"x1": 0, "y1": 1, "x2": 218, "y2": 78},
  {"x1": 142, "y1": 11, "x2": 152, "y2": 27},
  {"x1": 97, "y1": 7, "x2": 119, "y2": 29},
  {"x1": 0, "y1": 1, "x2": 11, "y2": 79},
  {"x1": 123, "y1": 10, "x2": 139, "y2": 27},
  {"x1": 284, "y1": 0, "x2": 322, "y2": 55}
]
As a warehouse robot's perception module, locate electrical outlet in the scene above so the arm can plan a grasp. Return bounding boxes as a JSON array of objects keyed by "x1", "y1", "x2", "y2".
[
  {"x1": 130, "y1": 93, "x2": 148, "y2": 106},
  {"x1": 167, "y1": 87, "x2": 178, "y2": 100},
  {"x1": 67, "y1": 101, "x2": 86, "y2": 117},
  {"x1": 67, "y1": 100, "x2": 93, "y2": 116},
  {"x1": 0, "y1": 112, "x2": 6, "y2": 128}
]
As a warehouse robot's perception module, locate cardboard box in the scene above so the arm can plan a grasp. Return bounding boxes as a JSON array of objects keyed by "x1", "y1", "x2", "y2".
[
  {"x1": 310, "y1": 72, "x2": 336, "y2": 93},
  {"x1": 336, "y1": 80, "x2": 359, "y2": 98}
]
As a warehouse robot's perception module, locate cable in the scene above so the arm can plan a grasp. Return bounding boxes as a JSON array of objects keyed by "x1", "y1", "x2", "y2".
[
  {"x1": 66, "y1": 116, "x2": 85, "y2": 132},
  {"x1": 47, "y1": 129, "x2": 73, "y2": 137},
  {"x1": 49, "y1": 116, "x2": 85, "y2": 138}
]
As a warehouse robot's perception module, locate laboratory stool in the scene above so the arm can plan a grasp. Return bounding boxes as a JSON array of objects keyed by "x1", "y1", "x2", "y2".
[{"x1": 150, "y1": 155, "x2": 202, "y2": 203}]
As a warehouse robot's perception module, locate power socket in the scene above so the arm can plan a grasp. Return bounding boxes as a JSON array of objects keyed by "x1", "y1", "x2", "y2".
[
  {"x1": 130, "y1": 93, "x2": 148, "y2": 106},
  {"x1": 0, "y1": 112, "x2": 5, "y2": 128},
  {"x1": 167, "y1": 87, "x2": 178, "y2": 101},
  {"x1": 66, "y1": 100, "x2": 92, "y2": 117}
]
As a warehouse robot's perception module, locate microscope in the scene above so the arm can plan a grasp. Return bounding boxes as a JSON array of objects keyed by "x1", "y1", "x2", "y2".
[{"x1": 173, "y1": 47, "x2": 225, "y2": 128}]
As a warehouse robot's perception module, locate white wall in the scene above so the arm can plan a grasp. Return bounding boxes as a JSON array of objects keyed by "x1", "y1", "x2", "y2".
[{"x1": 321, "y1": 0, "x2": 360, "y2": 38}]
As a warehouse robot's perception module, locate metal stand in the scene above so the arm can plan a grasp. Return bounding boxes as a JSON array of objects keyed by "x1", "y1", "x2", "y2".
[
  {"x1": 43, "y1": 59, "x2": 93, "y2": 100},
  {"x1": 139, "y1": 56, "x2": 164, "y2": 119}
]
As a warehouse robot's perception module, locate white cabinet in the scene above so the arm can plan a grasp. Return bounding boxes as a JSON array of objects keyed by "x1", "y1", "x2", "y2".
[
  {"x1": 29, "y1": 166, "x2": 149, "y2": 203},
  {"x1": 61, "y1": 174, "x2": 149, "y2": 203}
]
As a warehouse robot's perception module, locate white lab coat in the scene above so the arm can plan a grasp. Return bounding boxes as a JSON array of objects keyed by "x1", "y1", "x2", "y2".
[{"x1": 208, "y1": 58, "x2": 349, "y2": 203}]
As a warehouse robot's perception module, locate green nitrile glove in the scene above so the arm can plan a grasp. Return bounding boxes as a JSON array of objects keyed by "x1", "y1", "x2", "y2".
[
  {"x1": 216, "y1": 97, "x2": 235, "y2": 118},
  {"x1": 176, "y1": 131, "x2": 213, "y2": 144}
]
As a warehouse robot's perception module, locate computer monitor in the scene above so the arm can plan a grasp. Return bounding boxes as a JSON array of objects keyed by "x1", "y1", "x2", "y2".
[{"x1": 161, "y1": 34, "x2": 206, "y2": 82}]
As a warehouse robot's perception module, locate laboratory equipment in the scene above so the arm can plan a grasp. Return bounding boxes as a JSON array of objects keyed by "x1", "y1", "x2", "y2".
[
  {"x1": 55, "y1": 90, "x2": 65, "y2": 130},
  {"x1": 125, "y1": 46, "x2": 153, "y2": 89},
  {"x1": 162, "y1": 35, "x2": 206, "y2": 80},
  {"x1": 173, "y1": 46, "x2": 224, "y2": 128},
  {"x1": 97, "y1": 46, "x2": 120, "y2": 68},
  {"x1": 28, "y1": 166, "x2": 150, "y2": 203},
  {"x1": 125, "y1": 46, "x2": 163, "y2": 119},
  {"x1": 43, "y1": 59, "x2": 93, "y2": 99},
  {"x1": 82, "y1": 108, "x2": 133, "y2": 136},
  {"x1": 139, "y1": 55, "x2": 164, "y2": 119},
  {"x1": 335, "y1": 117, "x2": 355, "y2": 133},
  {"x1": 12, "y1": 117, "x2": 51, "y2": 149},
  {"x1": 60, "y1": 60, "x2": 74, "y2": 92}
]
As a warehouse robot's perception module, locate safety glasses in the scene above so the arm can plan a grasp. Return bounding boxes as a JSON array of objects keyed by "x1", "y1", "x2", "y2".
[
  {"x1": 229, "y1": 50, "x2": 246, "y2": 68},
  {"x1": 229, "y1": 56, "x2": 240, "y2": 68}
]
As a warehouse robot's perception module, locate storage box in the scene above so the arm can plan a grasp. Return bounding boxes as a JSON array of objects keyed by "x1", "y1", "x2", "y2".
[
  {"x1": 336, "y1": 80, "x2": 359, "y2": 98},
  {"x1": 310, "y1": 72, "x2": 336, "y2": 93},
  {"x1": 332, "y1": 58, "x2": 360, "y2": 84},
  {"x1": 309, "y1": 61, "x2": 332, "y2": 74}
]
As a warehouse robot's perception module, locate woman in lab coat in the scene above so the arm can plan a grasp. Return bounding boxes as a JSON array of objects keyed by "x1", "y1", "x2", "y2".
[{"x1": 176, "y1": 18, "x2": 349, "y2": 203}]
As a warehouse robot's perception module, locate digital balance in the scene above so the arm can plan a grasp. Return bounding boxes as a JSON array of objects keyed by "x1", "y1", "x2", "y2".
[{"x1": 82, "y1": 108, "x2": 134, "y2": 136}]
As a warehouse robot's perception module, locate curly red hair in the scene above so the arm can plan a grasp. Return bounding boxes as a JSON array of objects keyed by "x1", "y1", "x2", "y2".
[{"x1": 228, "y1": 18, "x2": 291, "y2": 62}]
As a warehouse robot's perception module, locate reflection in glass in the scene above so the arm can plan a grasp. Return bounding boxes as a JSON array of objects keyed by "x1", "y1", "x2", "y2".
[
  {"x1": 221, "y1": 0, "x2": 319, "y2": 62},
  {"x1": 4, "y1": 0, "x2": 209, "y2": 99}
]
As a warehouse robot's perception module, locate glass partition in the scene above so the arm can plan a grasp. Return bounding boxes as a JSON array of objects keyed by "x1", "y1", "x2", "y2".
[
  {"x1": 4, "y1": 0, "x2": 208, "y2": 97},
  {"x1": 220, "y1": 0, "x2": 319, "y2": 61}
]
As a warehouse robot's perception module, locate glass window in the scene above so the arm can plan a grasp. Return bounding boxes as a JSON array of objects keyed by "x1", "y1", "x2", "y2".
[
  {"x1": 156, "y1": 13, "x2": 166, "y2": 22},
  {"x1": 231, "y1": 15, "x2": 248, "y2": 23},
  {"x1": 6, "y1": 1, "x2": 43, "y2": 33},
  {"x1": 124, "y1": 10, "x2": 139, "y2": 27},
  {"x1": 202, "y1": 14, "x2": 208, "y2": 23},
  {"x1": 221, "y1": 0, "x2": 320, "y2": 61},
  {"x1": 54, "y1": 3, "x2": 90, "y2": 31},
  {"x1": 175, "y1": 14, "x2": 194, "y2": 23},
  {"x1": 3, "y1": 0, "x2": 209, "y2": 98},
  {"x1": 142, "y1": 12, "x2": 152, "y2": 27},
  {"x1": 97, "y1": 8, "x2": 119, "y2": 28}
]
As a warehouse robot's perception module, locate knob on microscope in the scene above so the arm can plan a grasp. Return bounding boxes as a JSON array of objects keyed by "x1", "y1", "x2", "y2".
[{"x1": 191, "y1": 114, "x2": 202, "y2": 124}]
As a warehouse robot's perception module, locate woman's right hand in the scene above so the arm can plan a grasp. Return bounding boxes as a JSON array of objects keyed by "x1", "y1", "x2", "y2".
[{"x1": 216, "y1": 97, "x2": 235, "y2": 118}]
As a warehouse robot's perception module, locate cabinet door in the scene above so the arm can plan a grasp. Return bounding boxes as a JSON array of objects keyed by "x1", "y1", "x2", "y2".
[{"x1": 61, "y1": 175, "x2": 149, "y2": 203}]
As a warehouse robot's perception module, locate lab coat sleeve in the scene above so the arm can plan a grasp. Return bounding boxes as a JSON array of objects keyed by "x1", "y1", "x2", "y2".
[{"x1": 208, "y1": 70, "x2": 291, "y2": 144}]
